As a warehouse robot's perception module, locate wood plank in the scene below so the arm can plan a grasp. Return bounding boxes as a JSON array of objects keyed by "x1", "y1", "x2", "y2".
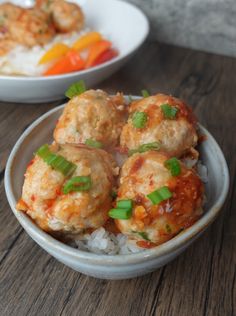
[
  {"x1": 0, "y1": 101, "x2": 61, "y2": 172},
  {"x1": 0, "y1": 41, "x2": 235, "y2": 316}
]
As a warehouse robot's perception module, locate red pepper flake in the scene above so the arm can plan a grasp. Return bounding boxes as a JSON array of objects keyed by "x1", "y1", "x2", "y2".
[
  {"x1": 55, "y1": 187, "x2": 62, "y2": 196},
  {"x1": 45, "y1": 199, "x2": 55, "y2": 209},
  {"x1": 26, "y1": 158, "x2": 35, "y2": 169},
  {"x1": 130, "y1": 157, "x2": 144, "y2": 174}
]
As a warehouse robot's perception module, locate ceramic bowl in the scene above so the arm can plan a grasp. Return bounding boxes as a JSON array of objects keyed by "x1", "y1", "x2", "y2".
[
  {"x1": 5, "y1": 101, "x2": 229, "y2": 279},
  {"x1": 0, "y1": 0, "x2": 149, "y2": 103}
]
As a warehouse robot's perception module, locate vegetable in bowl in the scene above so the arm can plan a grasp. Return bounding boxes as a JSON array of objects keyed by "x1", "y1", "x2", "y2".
[{"x1": 0, "y1": 1, "x2": 118, "y2": 76}]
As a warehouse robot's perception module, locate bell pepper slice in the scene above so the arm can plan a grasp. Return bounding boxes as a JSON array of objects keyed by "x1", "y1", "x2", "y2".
[
  {"x1": 85, "y1": 40, "x2": 112, "y2": 68},
  {"x1": 72, "y1": 31, "x2": 102, "y2": 51},
  {"x1": 93, "y1": 48, "x2": 118, "y2": 66},
  {"x1": 43, "y1": 50, "x2": 85, "y2": 76},
  {"x1": 39, "y1": 43, "x2": 70, "y2": 65}
]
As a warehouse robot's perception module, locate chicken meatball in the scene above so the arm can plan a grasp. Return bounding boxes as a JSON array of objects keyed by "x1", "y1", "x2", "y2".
[
  {"x1": 17, "y1": 144, "x2": 117, "y2": 235},
  {"x1": 120, "y1": 94, "x2": 198, "y2": 157},
  {"x1": 8, "y1": 9, "x2": 55, "y2": 47},
  {"x1": 115, "y1": 151, "x2": 204, "y2": 246},
  {"x1": 0, "y1": 3, "x2": 23, "y2": 21},
  {"x1": 0, "y1": 4, "x2": 55, "y2": 52},
  {"x1": 54, "y1": 90, "x2": 126, "y2": 147},
  {"x1": 36, "y1": 0, "x2": 84, "y2": 33}
]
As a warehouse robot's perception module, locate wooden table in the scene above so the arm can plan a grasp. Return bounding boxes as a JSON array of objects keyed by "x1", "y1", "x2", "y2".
[{"x1": 0, "y1": 41, "x2": 235, "y2": 316}]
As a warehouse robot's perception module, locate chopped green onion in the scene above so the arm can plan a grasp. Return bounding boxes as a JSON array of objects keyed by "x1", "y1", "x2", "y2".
[
  {"x1": 147, "y1": 186, "x2": 172, "y2": 205},
  {"x1": 108, "y1": 208, "x2": 132, "y2": 220},
  {"x1": 132, "y1": 111, "x2": 148, "y2": 128},
  {"x1": 85, "y1": 138, "x2": 103, "y2": 148},
  {"x1": 65, "y1": 80, "x2": 86, "y2": 99},
  {"x1": 63, "y1": 176, "x2": 92, "y2": 194},
  {"x1": 128, "y1": 149, "x2": 139, "y2": 156},
  {"x1": 128, "y1": 142, "x2": 160, "y2": 156},
  {"x1": 166, "y1": 224, "x2": 172, "y2": 233},
  {"x1": 160, "y1": 103, "x2": 178, "y2": 119},
  {"x1": 164, "y1": 157, "x2": 181, "y2": 176},
  {"x1": 109, "y1": 199, "x2": 133, "y2": 219},
  {"x1": 44, "y1": 153, "x2": 57, "y2": 164},
  {"x1": 139, "y1": 142, "x2": 160, "y2": 153},
  {"x1": 36, "y1": 144, "x2": 51, "y2": 159},
  {"x1": 50, "y1": 155, "x2": 76, "y2": 177},
  {"x1": 111, "y1": 190, "x2": 117, "y2": 199},
  {"x1": 137, "y1": 232, "x2": 150, "y2": 241},
  {"x1": 36, "y1": 144, "x2": 76, "y2": 177},
  {"x1": 117, "y1": 199, "x2": 133, "y2": 209},
  {"x1": 141, "y1": 89, "x2": 150, "y2": 98}
]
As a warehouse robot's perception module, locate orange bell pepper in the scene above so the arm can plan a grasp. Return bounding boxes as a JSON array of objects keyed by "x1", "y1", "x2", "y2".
[
  {"x1": 72, "y1": 31, "x2": 102, "y2": 51},
  {"x1": 85, "y1": 40, "x2": 112, "y2": 68},
  {"x1": 39, "y1": 43, "x2": 70, "y2": 65},
  {"x1": 43, "y1": 50, "x2": 85, "y2": 76}
]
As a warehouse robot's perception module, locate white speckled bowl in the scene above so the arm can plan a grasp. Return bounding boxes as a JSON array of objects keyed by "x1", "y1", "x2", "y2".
[
  {"x1": 4, "y1": 99, "x2": 229, "y2": 279},
  {"x1": 0, "y1": 0, "x2": 149, "y2": 103}
]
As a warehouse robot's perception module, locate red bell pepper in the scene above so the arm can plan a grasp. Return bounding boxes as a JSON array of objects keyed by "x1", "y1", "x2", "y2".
[{"x1": 92, "y1": 48, "x2": 118, "y2": 66}]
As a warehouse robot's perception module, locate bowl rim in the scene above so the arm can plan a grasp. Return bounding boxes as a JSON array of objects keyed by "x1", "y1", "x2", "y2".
[
  {"x1": 4, "y1": 99, "x2": 230, "y2": 265},
  {"x1": 0, "y1": 0, "x2": 149, "y2": 81}
]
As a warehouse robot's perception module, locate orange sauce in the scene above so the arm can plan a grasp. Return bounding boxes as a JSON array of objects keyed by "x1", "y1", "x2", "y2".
[
  {"x1": 104, "y1": 219, "x2": 120, "y2": 235},
  {"x1": 137, "y1": 240, "x2": 157, "y2": 249}
]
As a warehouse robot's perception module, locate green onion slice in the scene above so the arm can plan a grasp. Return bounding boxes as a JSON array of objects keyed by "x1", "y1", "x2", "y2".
[
  {"x1": 85, "y1": 138, "x2": 103, "y2": 148},
  {"x1": 147, "y1": 186, "x2": 172, "y2": 205},
  {"x1": 111, "y1": 190, "x2": 117, "y2": 199},
  {"x1": 166, "y1": 224, "x2": 172, "y2": 233},
  {"x1": 65, "y1": 80, "x2": 86, "y2": 99},
  {"x1": 164, "y1": 157, "x2": 181, "y2": 176},
  {"x1": 160, "y1": 103, "x2": 178, "y2": 119},
  {"x1": 63, "y1": 176, "x2": 92, "y2": 194},
  {"x1": 141, "y1": 89, "x2": 150, "y2": 98},
  {"x1": 36, "y1": 144, "x2": 51, "y2": 159},
  {"x1": 128, "y1": 142, "x2": 160, "y2": 156},
  {"x1": 36, "y1": 144, "x2": 76, "y2": 177},
  {"x1": 137, "y1": 232, "x2": 150, "y2": 241},
  {"x1": 132, "y1": 111, "x2": 148, "y2": 128},
  {"x1": 108, "y1": 208, "x2": 132, "y2": 220},
  {"x1": 139, "y1": 142, "x2": 160, "y2": 153},
  {"x1": 117, "y1": 199, "x2": 133, "y2": 209}
]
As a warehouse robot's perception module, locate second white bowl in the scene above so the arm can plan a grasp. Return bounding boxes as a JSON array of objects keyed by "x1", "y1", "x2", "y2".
[{"x1": 0, "y1": 0, "x2": 149, "y2": 103}]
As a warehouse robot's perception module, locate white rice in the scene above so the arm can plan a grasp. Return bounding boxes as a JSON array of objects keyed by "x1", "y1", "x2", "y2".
[
  {"x1": 73, "y1": 227, "x2": 144, "y2": 255},
  {"x1": 196, "y1": 160, "x2": 208, "y2": 183},
  {"x1": 0, "y1": 27, "x2": 91, "y2": 76}
]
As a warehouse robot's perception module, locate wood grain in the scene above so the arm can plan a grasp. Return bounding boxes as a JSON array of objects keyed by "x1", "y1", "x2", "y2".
[{"x1": 0, "y1": 41, "x2": 235, "y2": 316}]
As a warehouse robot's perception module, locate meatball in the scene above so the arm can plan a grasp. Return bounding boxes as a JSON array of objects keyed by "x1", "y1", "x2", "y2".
[
  {"x1": 54, "y1": 90, "x2": 126, "y2": 147},
  {"x1": 17, "y1": 144, "x2": 117, "y2": 234},
  {"x1": 0, "y1": 4, "x2": 55, "y2": 51},
  {"x1": 7, "y1": 9, "x2": 55, "y2": 47},
  {"x1": 36, "y1": 0, "x2": 84, "y2": 33},
  {"x1": 115, "y1": 151, "x2": 204, "y2": 246},
  {"x1": 120, "y1": 94, "x2": 198, "y2": 157},
  {"x1": 0, "y1": 3, "x2": 23, "y2": 21}
]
